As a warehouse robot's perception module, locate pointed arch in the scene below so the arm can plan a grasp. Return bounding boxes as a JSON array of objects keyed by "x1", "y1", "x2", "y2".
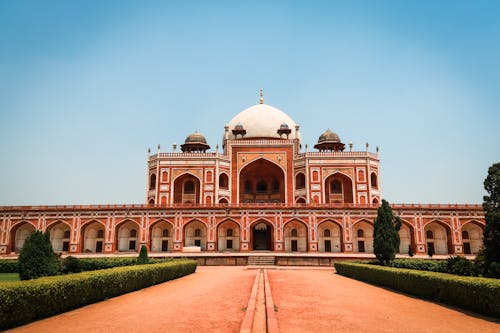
[
  {"x1": 424, "y1": 220, "x2": 452, "y2": 255},
  {"x1": 81, "y1": 219, "x2": 106, "y2": 253},
  {"x1": 295, "y1": 172, "x2": 306, "y2": 190},
  {"x1": 183, "y1": 219, "x2": 207, "y2": 250},
  {"x1": 46, "y1": 220, "x2": 72, "y2": 252},
  {"x1": 238, "y1": 158, "x2": 286, "y2": 203},
  {"x1": 217, "y1": 219, "x2": 240, "y2": 251},
  {"x1": 317, "y1": 219, "x2": 342, "y2": 252},
  {"x1": 283, "y1": 219, "x2": 308, "y2": 252},
  {"x1": 324, "y1": 172, "x2": 354, "y2": 204},
  {"x1": 352, "y1": 219, "x2": 374, "y2": 253},
  {"x1": 9, "y1": 221, "x2": 36, "y2": 253},
  {"x1": 115, "y1": 219, "x2": 140, "y2": 252},
  {"x1": 173, "y1": 172, "x2": 201, "y2": 204},
  {"x1": 461, "y1": 220, "x2": 483, "y2": 254},
  {"x1": 149, "y1": 219, "x2": 174, "y2": 252},
  {"x1": 250, "y1": 219, "x2": 274, "y2": 251},
  {"x1": 219, "y1": 172, "x2": 229, "y2": 189}
]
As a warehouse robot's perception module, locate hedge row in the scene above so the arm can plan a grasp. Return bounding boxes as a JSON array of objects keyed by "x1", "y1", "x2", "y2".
[
  {"x1": 334, "y1": 262, "x2": 500, "y2": 318},
  {"x1": 369, "y1": 257, "x2": 478, "y2": 276},
  {"x1": 0, "y1": 260, "x2": 18, "y2": 273},
  {"x1": 0, "y1": 257, "x2": 174, "y2": 274},
  {"x1": 0, "y1": 259, "x2": 197, "y2": 330}
]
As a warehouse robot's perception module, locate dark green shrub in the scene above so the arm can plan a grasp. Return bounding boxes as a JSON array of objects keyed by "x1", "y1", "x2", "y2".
[
  {"x1": 0, "y1": 259, "x2": 197, "y2": 330},
  {"x1": 445, "y1": 256, "x2": 475, "y2": 276},
  {"x1": 2, "y1": 257, "x2": 174, "y2": 275},
  {"x1": 373, "y1": 200, "x2": 401, "y2": 264},
  {"x1": 334, "y1": 262, "x2": 500, "y2": 318},
  {"x1": 482, "y1": 162, "x2": 500, "y2": 277},
  {"x1": 137, "y1": 245, "x2": 149, "y2": 264},
  {"x1": 61, "y1": 256, "x2": 82, "y2": 274},
  {"x1": 18, "y1": 231, "x2": 58, "y2": 280},
  {"x1": 0, "y1": 260, "x2": 18, "y2": 273}
]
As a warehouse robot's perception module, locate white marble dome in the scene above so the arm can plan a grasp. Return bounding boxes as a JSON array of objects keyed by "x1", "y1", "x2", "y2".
[{"x1": 226, "y1": 103, "x2": 298, "y2": 140}]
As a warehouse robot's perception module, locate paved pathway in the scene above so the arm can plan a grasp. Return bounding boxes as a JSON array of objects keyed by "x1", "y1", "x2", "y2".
[
  {"x1": 9, "y1": 267, "x2": 500, "y2": 333},
  {"x1": 9, "y1": 267, "x2": 255, "y2": 333},
  {"x1": 268, "y1": 269, "x2": 500, "y2": 333}
]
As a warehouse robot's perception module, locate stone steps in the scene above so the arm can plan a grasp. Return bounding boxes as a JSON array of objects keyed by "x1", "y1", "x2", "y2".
[{"x1": 247, "y1": 256, "x2": 275, "y2": 266}]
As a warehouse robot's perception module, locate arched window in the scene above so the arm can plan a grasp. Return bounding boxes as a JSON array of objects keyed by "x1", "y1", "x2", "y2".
[
  {"x1": 162, "y1": 229, "x2": 169, "y2": 237},
  {"x1": 256, "y1": 180, "x2": 268, "y2": 193},
  {"x1": 331, "y1": 180, "x2": 342, "y2": 193},
  {"x1": 371, "y1": 173, "x2": 378, "y2": 189},
  {"x1": 244, "y1": 181, "x2": 252, "y2": 194},
  {"x1": 150, "y1": 174, "x2": 157, "y2": 190},
  {"x1": 63, "y1": 230, "x2": 70, "y2": 238},
  {"x1": 130, "y1": 229, "x2": 137, "y2": 238},
  {"x1": 324, "y1": 229, "x2": 331, "y2": 237},
  {"x1": 295, "y1": 173, "x2": 305, "y2": 189},
  {"x1": 161, "y1": 171, "x2": 168, "y2": 182},
  {"x1": 219, "y1": 173, "x2": 229, "y2": 189},
  {"x1": 148, "y1": 198, "x2": 155, "y2": 205},
  {"x1": 184, "y1": 180, "x2": 195, "y2": 194},
  {"x1": 194, "y1": 228, "x2": 201, "y2": 237},
  {"x1": 357, "y1": 229, "x2": 364, "y2": 237},
  {"x1": 462, "y1": 230, "x2": 469, "y2": 239},
  {"x1": 272, "y1": 179, "x2": 280, "y2": 193},
  {"x1": 291, "y1": 229, "x2": 298, "y2": 237},
  {"x1": 226, "y1": 229, "x2": 233, "y2": 237},
  {"x1": 426, "y1": 230, "x2": 434, "y2": 239},
  {"x1": 97, "y1": 229, "x2": 104, "y2": 238}
]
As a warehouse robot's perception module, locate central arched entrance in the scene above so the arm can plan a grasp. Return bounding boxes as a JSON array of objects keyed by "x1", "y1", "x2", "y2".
[
  {"x1": 251, "y1": 221, "x2": 273, "y2": 250},
  {"x1": 239, "y1": 158, "x2": 285, "y2": 203}
]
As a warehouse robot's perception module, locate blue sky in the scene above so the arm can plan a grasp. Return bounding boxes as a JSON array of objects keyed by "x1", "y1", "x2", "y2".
[{"x1": 0, "y1": 1, "x2": 499, "y2": 205}]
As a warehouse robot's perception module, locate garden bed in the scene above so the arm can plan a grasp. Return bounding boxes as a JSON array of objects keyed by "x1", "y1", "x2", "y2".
[
  {"x1": 334, "y1": 261, "x2": 500, "y2": 318},
  {"x1": 0, "y1": 259, "x2": 197, "y2": 330}
]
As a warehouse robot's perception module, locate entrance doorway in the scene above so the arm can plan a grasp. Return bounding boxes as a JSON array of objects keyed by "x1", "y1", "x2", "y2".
[
  {"x1": 358, "y1": 240, "x2": 365, "y2": 253},
  {"x1": 464, "y1": 242, "x2": 471, "y2": 254},
  {"x1": 252, "y1": 222, "x2": 272, "y2": 250},
  {"x1": 324, "y1": 240, "x2": 332, "y2": 252}
]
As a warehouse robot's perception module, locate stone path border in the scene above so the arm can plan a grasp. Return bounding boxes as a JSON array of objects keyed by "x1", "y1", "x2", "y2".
[
  {"x1": 239, "y1": 270, "x2": 260, "y2": 333},
  {"x1": 239, "y1": 269, "x2": 280, "y2": 333}
]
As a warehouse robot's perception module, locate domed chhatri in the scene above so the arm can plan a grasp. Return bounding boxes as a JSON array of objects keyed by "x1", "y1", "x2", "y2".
[
  {"x1": 277, "y1": 123, "x2": 292, "y2": 138},
  {"x1": 314, "y1": 129, "x2": 345, "y2": 152},
  {"x1": 181, "y1": 131, "x2": 210, "y2": 153}
]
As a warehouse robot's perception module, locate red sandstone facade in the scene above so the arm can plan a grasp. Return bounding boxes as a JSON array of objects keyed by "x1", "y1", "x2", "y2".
[{"x1": 0, "y1": 95, "x2": 485, "y2": 256}]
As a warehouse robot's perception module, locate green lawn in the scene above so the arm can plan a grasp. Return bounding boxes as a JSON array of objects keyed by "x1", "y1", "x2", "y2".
[{"x1": 0, "y1": 273, "x2": 20, "y2": 282}]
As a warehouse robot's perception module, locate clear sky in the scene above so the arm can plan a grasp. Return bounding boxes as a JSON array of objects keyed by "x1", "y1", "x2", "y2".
[{"x1": 1, "y1": 1, "x2": 499, "y2": 205}]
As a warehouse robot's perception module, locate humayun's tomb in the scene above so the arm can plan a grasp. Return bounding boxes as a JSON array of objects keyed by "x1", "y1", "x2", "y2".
[{"x1": 0, "y1": 92, "x2": 485, "y2": 260}]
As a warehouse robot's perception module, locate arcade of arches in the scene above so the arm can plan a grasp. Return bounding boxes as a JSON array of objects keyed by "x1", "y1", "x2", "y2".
[{"x1": 5, "y1": 215, "x2": 484, "y2": 255}]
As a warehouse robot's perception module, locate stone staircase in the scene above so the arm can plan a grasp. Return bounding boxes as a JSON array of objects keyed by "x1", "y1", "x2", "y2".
[{"x1": 247, "y1": 256, "x2": 275, "y2": 266}]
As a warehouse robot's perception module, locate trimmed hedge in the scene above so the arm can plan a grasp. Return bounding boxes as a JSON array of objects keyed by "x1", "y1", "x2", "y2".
[
  {"x1": 0, "y1": 257, "x2": 174, "y2": 274},
  {"x1": 0, "y1": 260, "x2": 18, "y2": 273},
  {"x1": 0, "y1": 259, "x2": 197, "y2": 330},
  {"x1": 334, "y1": 262, "x2": 500, "y2": 318}
]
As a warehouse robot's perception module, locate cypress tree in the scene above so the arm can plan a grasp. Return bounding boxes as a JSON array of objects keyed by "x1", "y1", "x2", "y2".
[
  {"x1": 137, "y1": 245, "x2": 149, "y2": 264},
  {"x1": 373, "y1": 199, "x2": 402, "y2": 265},
  {"x1": 482, "y1": 162, "x2": 500, "y2": 277},
  {"x1": 18, "y1": 231, "x2": 58, "y2": 280}
]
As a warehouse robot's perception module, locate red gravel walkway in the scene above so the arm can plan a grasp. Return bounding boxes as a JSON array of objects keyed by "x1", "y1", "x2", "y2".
[
  {"x1": 9, "y1": 267, "x2": 255, "y2": 333},
  {"x1": 8, "y1": 267, "x2": 500, "y2": 333},
  {"x1": 268, "y1": 269, "x2": 500, "y2": 333}
]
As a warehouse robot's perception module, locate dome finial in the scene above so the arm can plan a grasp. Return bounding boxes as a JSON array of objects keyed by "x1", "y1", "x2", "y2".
[{"x1": 259, "y1": 88, "x2": 264, "y2": 104}]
